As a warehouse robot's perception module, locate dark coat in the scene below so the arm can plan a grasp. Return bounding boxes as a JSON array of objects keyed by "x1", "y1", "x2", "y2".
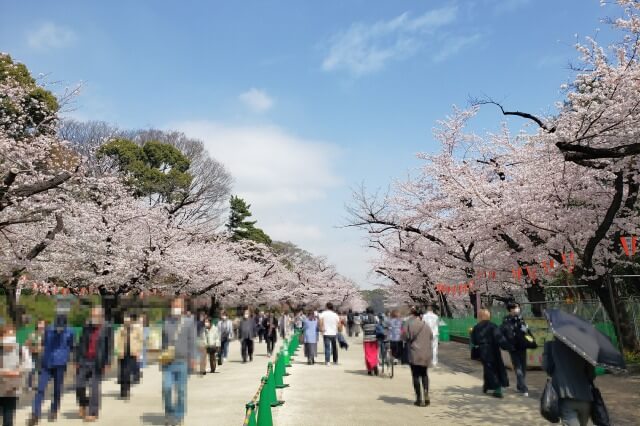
[
  {"x1": 471, "y1": 320, "x2": 511, "y2": 389},
  {"x1": 543, "y1": 339, "x2": 595, "y2": 401},
  {"x1": 76, "y1": 323, "x2": 113, "y2": 371},
  {"x1": 500, "y1": 315, "x2": 528, "y2": 352},
  {"x1": 262, "y1": 317, "x2": 278, "y2": 340}
]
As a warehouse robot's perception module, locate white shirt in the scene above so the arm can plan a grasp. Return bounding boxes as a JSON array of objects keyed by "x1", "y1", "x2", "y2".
[
  {"x1": 319, "y1": 310, "x2": 340, "y2": 336},
  {"x1": 423, "y1": 312, "x2": 439, "y2": 337}
]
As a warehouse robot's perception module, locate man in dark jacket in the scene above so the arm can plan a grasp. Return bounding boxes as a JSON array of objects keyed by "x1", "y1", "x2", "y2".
[
  {"x1": 75, "y1": 306, "x2": 112, "y2": 422},
  {"x1": 543, "y1": 339, "x2": 595, "y2": 426},
  {"x1": 239, "y1": 310, "x2": 256, "y2": 363},
  {"x1": 500, "y1": 302, "x2": 530, "y2": 396},
  {"x1": 28, "y1": 315, "x2": 75, "y2": 426}
]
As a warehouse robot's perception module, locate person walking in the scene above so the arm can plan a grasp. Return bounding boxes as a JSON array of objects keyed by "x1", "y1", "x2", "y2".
[
  {"x1": 470, "y1": 309, "x2": 512, "y2": 398},
  {"x1": 239, "y1": 310, "x2": 256, "y2": 363},
  {"x1": 256, "y1": 311, "x2": 265, "y2": 344},
  {"x1": 217, "y1": 312, "x2": 233, "y2": 365},
  {"x1": 302, "y1": 312, "x2": 319, "y2": 365},
  {"x1": 388, "y1": 310, "x2": 405, "y2": 364},
  {"x1": 353, "y1": 312, "x2": 362, "y2": 337},
  {"x1": 115, "y1": 313, "x2": 142, "y2": 399},
  {"x1": 422, "y1": 305, "x2": 439, "y2": 367},
  {"x1": 0, "y1": 323, "x2": 32, "y2": 426},
  {"x1": 361, "y1": 308, "x2": 379, "y2": 375},
  {"x1": 319, "y1": 303, "x2": 340, "y2": 365},
  {"x1": 161, "y1": 297, "x2": 197, "y2": 426},
  {"x1": 203, "y1": 319, "x2": 220, "y2": 374},
  {"x1": 195, "y1": 312, "x2": 207, "y2": 376},
  {"x1": 404, "y1": 306, "x2": 433, "y2": 407},
  {"x1": 134, "y1": 314, "x2": 148, "y2": 383},
  {"x1": 75, "y1": 306, "x2": 113, "y2": 422},
  {"x1": 28, "y1": 314, "x2": 74, "y2": 425},
  {"x1": 25, "y1": 319, "x2": 46, "y2": 392},
  {"x1": 263, "y1": 312, "x2": 278, "y2": 357},
  {"x1": 543, "y1": 338, "x2": 596, "y2": 426},
  {"x1": 346, "y1": 310, "x2": 355, "y2": 337},
  {"x1": 501, "y1": 302, "x2": 530, "y2": 396}
]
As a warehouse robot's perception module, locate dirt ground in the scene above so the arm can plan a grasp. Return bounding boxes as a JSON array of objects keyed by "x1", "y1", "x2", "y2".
[{"x1": 439, "y1": 341, "x2": 640, "y2": 425}]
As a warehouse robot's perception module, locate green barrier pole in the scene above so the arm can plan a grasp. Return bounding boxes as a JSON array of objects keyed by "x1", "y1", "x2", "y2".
[
  {"x1": 283, "y1": 347, "x2": 292, "y2": 367},
  {"x1": 275, "y1": 354, "x2": 289, "y2": 389},
  {"x1": 257, "y1": 377, "x2": 273, "y2": 426},
  {"x1": 244, "y1": 402, "x2": 257, "y2": 426},
  {"x1": 280, "y1": 350, "x2": 290, "y2": 376},
  {"x1": 267, "y1": 363, "x2": 284, "y2": 407}
]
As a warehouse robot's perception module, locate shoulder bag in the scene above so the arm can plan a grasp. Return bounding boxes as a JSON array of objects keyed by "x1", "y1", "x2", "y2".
[{"x1": 158, "y1": 318, "x2": 185, "y2": 367}]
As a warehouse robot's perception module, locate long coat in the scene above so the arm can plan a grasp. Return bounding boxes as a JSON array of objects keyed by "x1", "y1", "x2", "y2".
[
  {"x1": 470, "y1": 320, "x2": 510, "y2": 389},
  {"x1": 114, "y1": 324, "x2": 143, "y2": 359},
  {"x1": 404, "y1": 316, "x2": 433, "y2": 367}
]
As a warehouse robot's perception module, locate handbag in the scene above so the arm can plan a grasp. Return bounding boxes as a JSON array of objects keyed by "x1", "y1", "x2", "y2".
[
  {"x1": 540, "y1": 378, "x2": 560, "y2": 423},
  {"x1": 158, "y1": 318, "x2": 185, "y2": 367},
  {"x1": 590, "y1": 383, "x2": 610, "y2": 426}
]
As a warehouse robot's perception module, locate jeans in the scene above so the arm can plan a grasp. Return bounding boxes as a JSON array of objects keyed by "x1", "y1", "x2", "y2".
[
  {"x1": 410, "y1": 364, "x2": 429, "y2": 400},
  {"x1": 27, "y1": 353, "x2": 40, "y2": 389},
  {"x1": 241, "y1": 339, "x2": 254, "y2": 362},
  {"x1": 0, "y1": 396, "x2": 17, "y2": 426},
  {"x1": 76, "y1": 361, "x2": 103, "y2": 417},
  {"x1": 162, "y1": 361, "x2": 188, "y2": 422},
  {"x1": 323, "y1": 335, "x2": 338, "y2": 364},
  {"x1": 509, "y1": 350, "x2": 528, "y2": 393},
  {"x1": 32, "y1": 365, "x2": 65, "y2": 418},
  {"x1": 559, "y1": 399, "x2": 591, "y2": 426},
  {"x1": 220, "y1": 338, "x2": 230, "y2": 362}
]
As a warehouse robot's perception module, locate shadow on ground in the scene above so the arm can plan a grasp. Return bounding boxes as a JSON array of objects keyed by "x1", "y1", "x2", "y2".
[
  {"x1": 377, "y1": 395, "x2": 415, "y2": 406},
  {"x1": 140, "y1": 412, "x2": 166, "y2": 425}
]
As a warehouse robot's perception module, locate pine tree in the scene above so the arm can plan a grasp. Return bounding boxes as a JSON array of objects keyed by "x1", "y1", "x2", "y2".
[{"x1": 227, "y1": 196, "x2": 272, "y2": 245}]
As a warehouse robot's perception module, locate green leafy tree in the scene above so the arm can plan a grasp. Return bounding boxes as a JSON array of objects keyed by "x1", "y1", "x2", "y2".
[
  {"x1": 97, "y1": 138, "x2": 193, "y2": 205},
  {"x1": 0, "y1": 53, "x2": 59, "y2": 137},
  {"x1": 227, "y1": 196, "x2": 271, "y2": 245}
]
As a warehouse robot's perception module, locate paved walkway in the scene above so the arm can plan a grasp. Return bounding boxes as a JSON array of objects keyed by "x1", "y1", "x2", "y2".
[
  {"x1": 13, "y1": 336, "x2": 635, "y2": 425},
  {"x1": 275, "y1": 338, "x2": 545, "y2": 426},
  {"x1": 14, "y1": 339, "x2": 275, "y2": 425}
]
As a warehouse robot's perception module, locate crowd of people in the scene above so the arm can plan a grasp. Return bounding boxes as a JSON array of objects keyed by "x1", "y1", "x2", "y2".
[
  {"x1": 0, "y1": 296, "x2": 302, "y2": 426},
  {"x1": 0, "y1": 297, "x2": 609, "y2": 426}
]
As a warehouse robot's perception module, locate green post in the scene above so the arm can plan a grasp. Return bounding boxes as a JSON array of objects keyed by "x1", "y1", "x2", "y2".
[
  {"x1": 267, "y1": 363, "x2": 284, "y2": 406},
  {"x1": 245, "y1": 402, "x2": 257, "y2": 426},
  {"x1": 257, "y1": 378, "x2": 273, "y2": 426},
  {"x1": 283, "y1": 347, "x2": 292, "y2": 367},
  {"x1": 275, "y1": 354, "x2": 289, "y2": 388}
]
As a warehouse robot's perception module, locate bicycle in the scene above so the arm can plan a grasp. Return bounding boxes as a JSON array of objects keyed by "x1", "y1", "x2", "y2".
[{"x1": 379, "y1": 340, "x2": 394, "y2": 379}]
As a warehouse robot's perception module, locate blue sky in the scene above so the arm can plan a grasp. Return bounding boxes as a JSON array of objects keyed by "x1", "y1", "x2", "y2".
[{"x1": 0, "y1": 0, "x2": 621, "y2": 288}]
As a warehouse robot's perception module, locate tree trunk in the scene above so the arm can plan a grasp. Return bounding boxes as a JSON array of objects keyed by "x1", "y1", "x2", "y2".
[
  {"x1": 525, "y1": 283, "x2": 546, "y2": 317},
  {"x1": 3, "y1": 282, "x2": 21, "y2": 327},
  {"x1": 208, "y1": 295, "x2": 221, "y2": 319},
  {"x1": 594, "y1": 279, "x2": 640, "y2": 353}
]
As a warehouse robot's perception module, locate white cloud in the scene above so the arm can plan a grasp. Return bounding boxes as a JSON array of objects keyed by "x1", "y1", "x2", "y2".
[
  {"x1": 433, "y1": 34, "x2": 482, "y2": 63},
  {"x1": 172, "y1": 121, "x2": 341, "y2": 208},
  {"x1": 27, "y1": 22, "x2": 76, "y2": 50},
  {"x1": 238, "y1": 88, "x2": 274, "y2": 113},
  {"x1": 322, "y1": 6, "x2": 458, "y2": 76}
]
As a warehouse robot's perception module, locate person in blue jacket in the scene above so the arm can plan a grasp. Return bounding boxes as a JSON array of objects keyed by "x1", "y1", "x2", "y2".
[{"x1": 27, "y1": 314, "x2": 75, "y2": 426}]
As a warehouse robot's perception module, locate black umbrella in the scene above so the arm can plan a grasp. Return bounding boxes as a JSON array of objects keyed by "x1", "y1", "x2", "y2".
[{"x1": 544, "y1": 309, "x2": 626, "y2": 372}]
